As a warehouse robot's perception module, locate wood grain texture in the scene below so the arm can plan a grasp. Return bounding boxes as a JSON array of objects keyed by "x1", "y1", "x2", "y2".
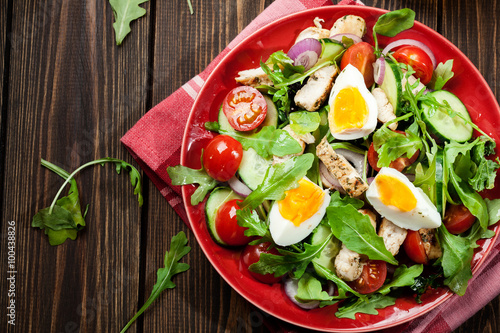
[{"x1": 1, "y1": 0, "x2": 499, "y2": 332}]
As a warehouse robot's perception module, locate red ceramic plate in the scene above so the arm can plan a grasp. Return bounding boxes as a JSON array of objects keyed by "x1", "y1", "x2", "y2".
[{"x1": 181, "y1": 6, "x2": 500, "y2": 332}]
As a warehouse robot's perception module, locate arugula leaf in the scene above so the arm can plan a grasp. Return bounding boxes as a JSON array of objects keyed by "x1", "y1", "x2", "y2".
[
  {"x1": 314, "y1": 263, "x2": 364, "y2": 300},
  {"x1": 410, "y1": 268, "x2": 443, "y2": 303},
  {"x1": 326, "y1": 205, "x2": 398, "y2": 265},
  {"x1": 109, "y1": 0, "x2": 148, "y2": 45},
  {"x1": 373, "y1": 125, "x2": 422, "y2": 168},
  {"x1": 167, "y1": 164, "x2": 217, "y2": 205},
  {"x1": 328, "y1": 191, "x2": 364, "y2": 209},
  {"x1": 241, "y1": 154, "x2": 314, "y2": 209},
  {"x1": 335, "y1": 293, "x2": 397, "y2": 319},
  {"x1": 289, "y1": 111, "x2": 321, "y2": 135},
  {"x1": 373, "y1": 8, "x2": 415, "y2": 37},
  {"x1": 121, "y1": 231, "x2": 190, "y2": 333},
  {"x1": 249, "y1": 234, "x2": 332, "y2": 279},
  {"x1": 485, "y1": 198, "x2": 500, "y2": 226},
  {"x1": 222, "y1": 126, "x2": 302, "y2": 159},
  {"x1": 295, "y1": 273, "x2": 333, "y2": 303},
  {"x1": 377, "y1": 264, "x2": 423, "y2": 295},
  {"x1": 469, "y1": 139, "x2": 500, "y2": 192},
  {"x1": 32, "y1": 158, "x2": 143, "y2": 245},
  {"x1": 430, "y1": 60, "x2": 454, "y2": 90},
  {"x1": 236, "y1": 208, "x2": 273, "y2": 244},
  {"x1": 204, "y1": 121, "x2": 220, "y2": 132}
]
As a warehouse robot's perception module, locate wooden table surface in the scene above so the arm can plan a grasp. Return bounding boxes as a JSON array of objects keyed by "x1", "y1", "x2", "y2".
[{"x1": 1, "y1": 0, "x2": 499, "y2": 332}]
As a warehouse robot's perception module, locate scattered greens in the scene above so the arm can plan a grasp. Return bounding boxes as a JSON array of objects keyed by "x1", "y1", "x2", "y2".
[
  {"x1": 335, "y1": 294, "x2": 397, "y2": 319},
  {"x1": 377, "y1": 264, "x2": 423, "y2": 295},
  {"x1": 167, "y1": 163, "x2": 218, "y2": 205},
  {"x1": 121, "y1": 231, "x2": 191, "y2": 333},
  {"x1": 430, "y1": 60, "x2": 455, "y2": 90},
  {"x1": 32, "y1": 158, "x2": 143, "y2": 245},
  {"x1": 109, "y1": 0, "x2": 149, "y2": 45}
]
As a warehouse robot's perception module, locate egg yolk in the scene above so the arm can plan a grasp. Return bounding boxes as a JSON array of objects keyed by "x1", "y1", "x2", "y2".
[
  {"x1": 376, "y1": 174, "x2": 417, "y2": 212},
  {"x1": 332, "y1": 87, "x2": 368, "y2": 133},
  {"x1": 278, "y1": 179, "x2": 325, "y2": 226}
]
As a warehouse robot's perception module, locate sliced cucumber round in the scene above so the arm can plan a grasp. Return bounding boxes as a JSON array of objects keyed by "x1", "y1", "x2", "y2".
[
  {"x1": 311, "y1": 224, "x2": 341, "y2": 279},
  {"x1": 205, "y1": 187, "x2": 242, "y2": 246},
  {"x1": 421, "y1": 90, "x2": 473, "y2": 143},
  {"x1": 317, "y1": 39, "x2": 345, "y2": 65},
  {"x1": 238, "y1": 148, "x2": 271, "y2": 190},
  {"x1": 379, "y1": 59, "x2": 403, "y2": 115},
  {"x1": 218, "y1": 104, "x2": 236, "y2": 133}
]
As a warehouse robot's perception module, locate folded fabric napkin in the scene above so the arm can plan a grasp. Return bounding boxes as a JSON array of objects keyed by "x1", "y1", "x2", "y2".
[{"x1": 121, "y1": 0, "x2": 500, "y2": 332}]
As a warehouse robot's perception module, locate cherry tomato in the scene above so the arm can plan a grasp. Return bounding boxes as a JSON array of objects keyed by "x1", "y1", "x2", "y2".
[
  {"x1": 340, "y1": 42, "x2": 377, "y2": 88},
  {"x1": 367, "y1": 131, "x2": 419, "y2": 172},
  {"x1": 348, "y1": 260, "x2": 387, "y2": 294},
  {"x1": 393, "y1": 46, "x2": 434, "y2": 85},
  {"x1": 203, "y1": 135, "x2": 243, "y2": 182},
  {"x1": 403, "y1": 230, "x2": 428, "y2": 265},
  {"x1": 444, "y1": 204, "x2": 476, "y2": 234},
  {"x1": 222, "y1": 86, "x2": 267, "y2": 131},
  {"x1": 215, "y1": 199, "x2": 251, "y2": 246},
  {"x1": 241, "y1": 242, "x2": 283, "y2": 284}
]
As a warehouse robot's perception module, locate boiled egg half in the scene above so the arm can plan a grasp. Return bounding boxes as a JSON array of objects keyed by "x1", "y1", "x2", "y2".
[
  {"x1": 366, "y1": 167, "x2": 441, "y2": 230},
  {"x1": 328, "y1": 64, "x2": 378, "y2": 140},
  {"x1": 269, "y1": 178, "x2": 330, "y2": 246}
]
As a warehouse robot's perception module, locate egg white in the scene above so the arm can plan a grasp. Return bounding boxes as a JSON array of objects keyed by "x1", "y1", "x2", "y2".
[
  {"x1": 269, "y1": 180, "x2": 330, "y2": 247},
  {"x1": 328, "y1": 64, "x2": 378, "y2": 140},
  {"x1": 366, "y1": 167, "x2": 441, "y2": 230}
]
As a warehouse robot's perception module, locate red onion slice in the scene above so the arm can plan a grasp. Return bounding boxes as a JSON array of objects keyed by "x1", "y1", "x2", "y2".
[
  {"x1": 287, "y1": 38, "x2": 322, "y2": 71},
  {"x1": 381, "y1": 39, "x2": 436, "y2": 68},
  {"x1": 373, "y1": 56, "x2": 386, "y2": 85},
  {"x1": 319, "y1": 161, "x2": 344, "y2": 193},
  {"x1": 329, "y1": 33, "x2": 362, "y2": 45},
  {"x1": 228, "y1": 175, "x2": 252, "y2": 197},
  {"x1": 335, "y1": 149, "x2": 366, "y2": 178},
  {"x1": 283, "y1": 276, "x2": 320, "y2": 310}
]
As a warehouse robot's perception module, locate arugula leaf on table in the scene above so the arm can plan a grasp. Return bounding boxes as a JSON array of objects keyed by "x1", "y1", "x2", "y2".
[
  {"x1": 377, "y1": 264, "x2": 423, "y2": 296},
  {"x1": 109, "y1": 0, "x2": 148, "y2": 45},
  {"x1": 241, "y1": 154, "x2": 314, "y2": 210},
  {"x1": 221, "y1": 126, "x2": 302, "y2": 159},
  {"x1": 167, "y1": 163, "x2": 217, "y2": 206},
  {"x1": 236, "y1": 208, "x2": 272, "y2": 245},
  {"x1": 289, "y1": 111, "x2": 321, "y2": 135},
  {"x1": 121, "y1": 231, "x2": 190, "y2": 333},
  {"x1": 326, "y1": 205, "x2": 398, "y2": 265},
  {"x1": 373, "y1": 124, "x2": 422, "y2": 168},
  {"x1": 295, "y1": 273, "x2": 333, "y2": 303},
  {"x1": 485, "y1": 198, "x2": 500, "y2": 226},
  {"x1": 430, "y1": 60, "x2": 454, "y2": 90},
  {"x1": 32, "y1": 158, "x2": 143, "y2": 245},
  {"x1": 335, "y1": 293, "x2": 397, "y2": 319}
]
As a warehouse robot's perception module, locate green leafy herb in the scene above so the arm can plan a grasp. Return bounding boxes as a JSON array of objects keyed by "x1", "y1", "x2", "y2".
[
  {"x1": 32, "y1": 158, "x2": 143, "y2": 245},
  {"x1": 313, "y1": 263, "x2": 364, "y2": 300},
  {"x1": 289, "y1": 111, "x2": 321, "y2": 135},
  {"x1": 469, "y1": 139, "x2": 500, "y2": 192},
  {"x1": 430, "y1": 60, "x2": 454, "y2": 90},
  {"x1": 485, "y1": 198, "x2": 500, "y2": 226},
  {"x1": 335, "y1": 293, "x2": 397, "y2": 319},
  {"x1": 328, "y1": 191, "x2": 364, "y2": 210},
  {"x1": 241, "y1": 154, "x2": 314, "y2": 209},
  {"x1": 295, "y1": 273, "x2": 333, "y2": 303},
  {"x1": 373, "y1": 8, "x2": 415, "y2": 55},
  {"x1": 167, "y1": 163, "x2": 217, "y2": 206},
  {"x1": 236, "y1": 208, "x2": 272, "y2": 244},
  {"x1": 222, "y1": 126, "x2": 302, "y2": 159},
  {"x1": 109, "y1": 0, "x2": 148, "y2": 45},
  {"x1": 410, "y1": 268, "x2": 443, "y2": 303},
  {"x1": 204, "y1": 121, "x2": 220, "y2": 132},
  {"x1": 377, "y1": 264, "x2": 423, "y2": 295},
  {"x1": 326, "y1": 205, "x2": 398, "y2": 265},
  {"x1": 121, "y1": 231, "x2": 190, "y2": 333}
]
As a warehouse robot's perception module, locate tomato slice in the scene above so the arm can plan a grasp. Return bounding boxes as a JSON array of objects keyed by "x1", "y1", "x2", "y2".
[
  {"x1": 348, "y1": 260, "x2": 387, "y2": 294},
  {"x1": 340, "y1": 42, "x2": 376, "y2": 88},
  {"x1": 215, "y1": 199, "x2": 251, "y2": 246},
  {"x1": 240, "y1": 242, "x2": 283, "y2": 284},
  {"x1": 403, "y1": 230, "x2": 428, "y2": 265},
  {"x1": 222, "y1": 86, "x2": 267, "y2": 131},
  {"x1": 203, "y1": 135, "x2": 243, "y2": 182},
  {"x1": 444, "y1": 204, "x2": 476, "y2": 234},
  {"x1": 367, "y1": 130, "x2": 419, "y2": 172},
  {"x1": 393, "y1": 46, "x2": 434, "y2": 85}
]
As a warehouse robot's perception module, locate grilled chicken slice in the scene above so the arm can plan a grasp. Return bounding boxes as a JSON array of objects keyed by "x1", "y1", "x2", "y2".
[
  {"x1": 295, "y1": 17, "x2": 330, "y2": 43},
  {"x1": 235, "y1": 67, "x2": 273, "y2": 87},
  {"x1": 272, "y1": 125, "x2": 315, "y2": 164},
  {"x1": 378, "y1": 218, "x2": 408, "y2": 256},
  {"x1": 419, "y1": 228, "x2": 442, "y2": 260},
  {"x1": 372, "y1": 87, "x2": 398, "y2": 130},
  {"x1": 330, "y1": 15, "x2": 367, "y2": 38},
  {"x1": 294, "y1": 65, "x2": 338, "y2": 111},
  {"x1": 316, "y1": 137, "x2": 369, "y2": 198}
]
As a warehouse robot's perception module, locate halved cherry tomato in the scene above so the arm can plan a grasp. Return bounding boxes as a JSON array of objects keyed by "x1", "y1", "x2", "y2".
[
  {"x1": 241, "y1": 242, "x2": 283, "y2": 284},
  {"x1": 367, "y1": 131, "x2": 420, "y2": 172},
  {"x1": 444, "y1": 204, "x2": 476, "y2": 234},
  {"x1": 203, "y1": 135, "x2": 243, "y2": 182},
  {"x1": 348, "y1": 260, "x2": 387, "y2": 294},
  {"x1": 403, "y1": 230, "x2": 428, "y2": 265},
  {"x1": 222, "y1": 86, "x2": 267, "y2": 131},
  {"x1": 215, "y1": 199, "x2": 251, "y2": 246},
  {"x1": 393, "y1": 46, "x2": 433, "y2": 85},
  {"x1": 340, "y1": 42, "x2": 376, "y2": 88}
]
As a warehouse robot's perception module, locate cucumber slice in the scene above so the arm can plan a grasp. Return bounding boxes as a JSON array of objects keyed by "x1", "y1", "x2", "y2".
[
  {"x1": 421, "y1": 90, "x2": 473, "y2": 143},
  {"x1": 205, "y1": 187, "x2": 242, "y2": 246},
  {"x1": 435, "y1": 149, "x2": 446, "y2": 218},
  {"x1": 379, "y1": 59, "x2": 403, "y2": 115},
  {"x1": 317, "y1": 39, "x2": 345, "y2": 65},
  {"x1": 218, "y1": 104, "x2": 235, "y2": 133},
  {"x1": 311, "y1": 224, "x2": 341, "y2": 279},
  {"x1": 238, "y1": 148, "x2": 271, "y2": 190}
]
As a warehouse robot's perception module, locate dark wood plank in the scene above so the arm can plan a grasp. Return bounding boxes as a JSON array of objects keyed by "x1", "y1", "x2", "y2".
[{"x1": 0, "y1": 0, "x2": 149, "y2": 331}]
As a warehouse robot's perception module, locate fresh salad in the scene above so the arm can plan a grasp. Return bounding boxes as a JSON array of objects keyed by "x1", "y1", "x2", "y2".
[{"x1": 168, "y1": 8, "x2": 500, "y2": 318}]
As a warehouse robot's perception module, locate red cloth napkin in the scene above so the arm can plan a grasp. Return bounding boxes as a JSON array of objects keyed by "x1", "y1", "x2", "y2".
[{"x1": 121, "y1": 0, "x2": 500, "y2": 332}]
